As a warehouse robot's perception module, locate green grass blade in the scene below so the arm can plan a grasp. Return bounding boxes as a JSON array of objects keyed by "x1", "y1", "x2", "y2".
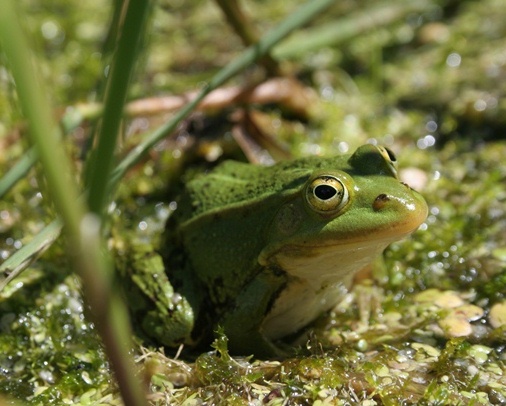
[
  {"x1": 0, "y1": 219, "x2": 62, "y2": 290},
  {"x1": 86, "y1": 0, "x2": 152, "y2": 217},
  {"x1": 0, "y1": 147, "x2": 37, "y2": 198}
]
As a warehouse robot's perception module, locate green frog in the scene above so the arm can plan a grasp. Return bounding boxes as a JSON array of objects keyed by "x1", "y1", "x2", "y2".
[{"x1": 120, "y1": 144, "x2": 427, "y2": 357}]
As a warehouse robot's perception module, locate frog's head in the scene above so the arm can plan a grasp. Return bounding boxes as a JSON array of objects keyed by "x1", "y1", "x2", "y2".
[{"x1": 259, "y1": 144, "x2": 428, "y2": 284}]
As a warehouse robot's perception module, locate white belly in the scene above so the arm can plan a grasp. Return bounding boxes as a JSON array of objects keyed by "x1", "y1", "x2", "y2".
[{"x1": 262, "y1": 276, "x2": 351, "y2": 340}]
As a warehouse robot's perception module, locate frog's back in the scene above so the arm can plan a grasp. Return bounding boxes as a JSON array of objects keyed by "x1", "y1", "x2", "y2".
[{"x1": 175, "y1": 155, "x2": 350, "y2": 222}]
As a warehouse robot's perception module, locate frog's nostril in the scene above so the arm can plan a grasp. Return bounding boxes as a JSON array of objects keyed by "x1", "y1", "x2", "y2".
[{"x1": 373, "y1": 193, "x2": 390, "y2": 211}]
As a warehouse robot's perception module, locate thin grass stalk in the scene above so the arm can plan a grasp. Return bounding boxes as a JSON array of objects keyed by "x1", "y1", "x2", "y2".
[
  {"x1": 0, "y1": 3, "x2": 147, "y2": 405},
  {"x1": 0, "y1": 147, "x2": 37, "y2": 198},
  {"x1": 0, "y1": 219, "x2": 62, "y2": 292},
  {"x1": 86, "y1": 0, "x2": 152, "y2": 218},
  {"x1": 214, "y1": 0, "x2": 281, "y2": 76}
]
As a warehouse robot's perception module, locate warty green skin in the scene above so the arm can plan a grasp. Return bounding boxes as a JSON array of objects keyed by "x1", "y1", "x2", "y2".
[{"x1": 127, "y1": 144, "x2": 428, "y2": 357}]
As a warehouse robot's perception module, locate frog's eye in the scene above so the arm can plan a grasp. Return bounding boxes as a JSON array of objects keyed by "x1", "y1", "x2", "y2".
[{"x1": 306, "y1": 175, "x2": 349, "y2": 214}]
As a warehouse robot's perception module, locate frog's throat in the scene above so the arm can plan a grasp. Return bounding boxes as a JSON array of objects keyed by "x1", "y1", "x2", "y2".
[
  {"x1": 270, "y1": 235, "x2": 398, "y2": 285},
  {"x1": 260, "y1": 236, "x2": 397, "y2": 341}
]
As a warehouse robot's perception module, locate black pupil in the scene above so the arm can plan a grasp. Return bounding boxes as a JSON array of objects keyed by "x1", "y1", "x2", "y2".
[{"x1": 315, "y1": 184, "x2": 337, "y2": 200}]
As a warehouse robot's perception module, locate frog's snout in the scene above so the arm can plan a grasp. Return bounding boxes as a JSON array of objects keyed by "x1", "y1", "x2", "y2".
[{"x1": 371, "y1": 188, "x2": 428, "y2": 231}]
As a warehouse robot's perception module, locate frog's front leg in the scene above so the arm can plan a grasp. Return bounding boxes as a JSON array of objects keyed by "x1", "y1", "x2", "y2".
[
  {"x1": 219, "y1": 269, "x2": 288, "y2": 358},
  {"x1": 117, "y1": 245, "x2": 195, "y2": 347}
]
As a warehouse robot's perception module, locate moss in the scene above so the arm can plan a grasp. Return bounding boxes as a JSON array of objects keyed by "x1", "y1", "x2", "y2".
[{"x1": 0, "y1": 262, "x2": 113, "y2": 404}]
